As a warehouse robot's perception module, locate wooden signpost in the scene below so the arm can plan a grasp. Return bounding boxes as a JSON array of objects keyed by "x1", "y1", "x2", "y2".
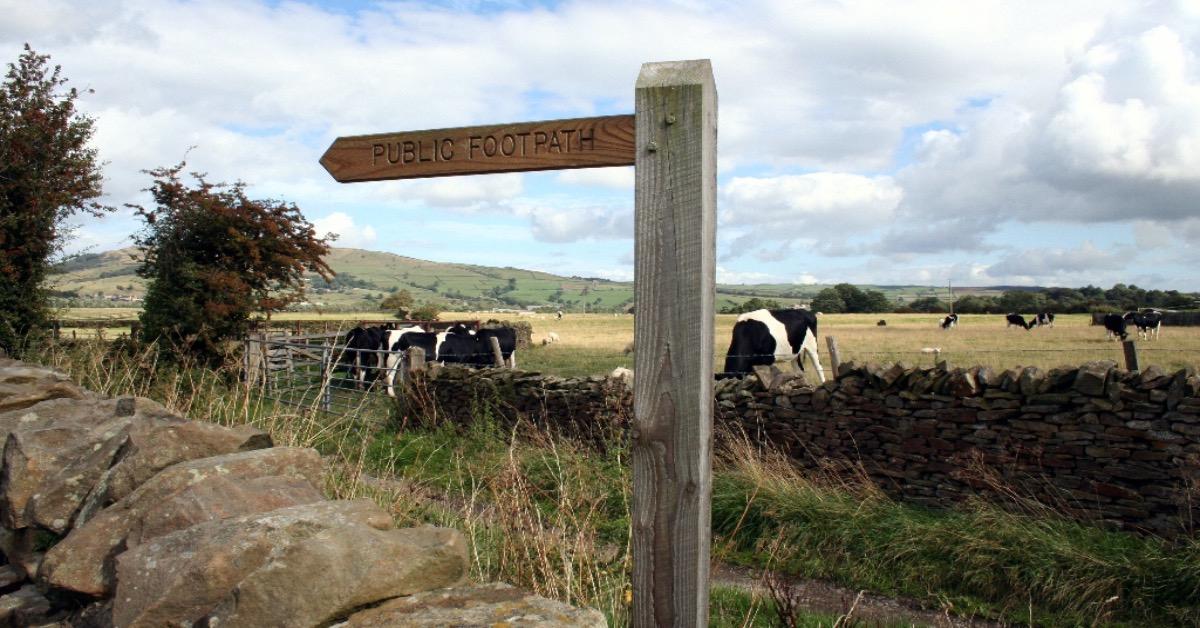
[
  {"x1": 321, "y1": 114, "x2": 635, "y2": 182},
  {"x1": 321, "y1": 59, "x2": 716, "y2": 627}
]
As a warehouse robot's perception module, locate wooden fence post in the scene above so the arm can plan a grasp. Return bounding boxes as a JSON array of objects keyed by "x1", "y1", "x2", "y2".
[
  {"x1": 1123, "y1": 340, "x2": 1140, "y2": 372},
  {"x1": 825, "y1": 335, "x2": 841, "y2": 379},
  {"x1": 320, "y1": 344, "x2": 333, "y2": 412},
  {"x1": 406, "y1": 346, "x2": 426, "y2": 375},
  {"x1": 631, "y1": 59, "x2": 716, "y2": 628},
  {"x1": 489, "y1": 336, "x2": 504, "y2": 367}
]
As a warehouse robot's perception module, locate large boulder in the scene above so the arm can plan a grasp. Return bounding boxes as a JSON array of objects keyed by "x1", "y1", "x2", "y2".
[
  {"x1": 0, "y1": 363, "x2": 89, "y2": 415},
  {"x1": 112, "y1": 500, "x2": 468, "y2": 628},
  {"x1": 40, "y1": 447, "x2": 324, "y2": 597},
  {"x1": 75, "y1": 418, "x2": 272, "y2": 525},
  {"x1": 337, "y1": 583, "x2": 607, "y2": 627},
  {"x1": 0, "y1": 397, "x2": 180, "y2": 533}
]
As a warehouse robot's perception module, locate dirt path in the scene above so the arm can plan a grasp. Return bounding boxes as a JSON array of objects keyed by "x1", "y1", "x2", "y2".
[{"x1": 711, "y1": 562, "x2": 1005, "y2": 627}]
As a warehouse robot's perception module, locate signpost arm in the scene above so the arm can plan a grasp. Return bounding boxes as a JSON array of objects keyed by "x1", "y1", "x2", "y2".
[{"x1": 631, "y1": 59, "x2": 716, "y2": 628}]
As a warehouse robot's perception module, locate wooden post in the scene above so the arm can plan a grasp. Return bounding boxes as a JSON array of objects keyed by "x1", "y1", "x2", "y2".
[
  {"x1": 52, "y1": 320, "x2": 61, "y2": 340},
  {"x1": 1123, "y1": 340, "x2": 1140, "y2": 372},
  {"x1": 489, "y1": 336, "x2": 504, "y2": 367},
  {"x1": 825, "y1": 336, "x2": 841, "y2": 379},
  {"x1": 631, "y1": 59, "x2": 716, "y2": 628},
  {"x1": 320, "y1": 344, "x2": 333, "y2": 412},
  {"x1": 406, "y1": 346, "x2": 426, "y2": 374}
]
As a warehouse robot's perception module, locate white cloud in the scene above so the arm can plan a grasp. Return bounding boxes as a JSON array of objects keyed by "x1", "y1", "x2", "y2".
[
  {"x1": 717, "y1": 266, "x2": 781, "y2": 284},
  {"x1": 556, "y1": 167, "x2": 634, "y2": 189},
  {"x1": 5, "y1": 0, "x2": 1199, "y2": 289},
  {"x1": 526, "y1": 205, "x2": 633, "y2": 243},
  {"x1": 721, "y1": 172, "x2": 902, "y2": 259},
  {"x1": 311, "y1": 212, "x2": 377, "y2": 248}
]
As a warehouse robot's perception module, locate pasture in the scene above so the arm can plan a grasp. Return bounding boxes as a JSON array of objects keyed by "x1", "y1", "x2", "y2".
[
  {"x1": 505, "y1": 312, "x2": 1200, "y2": 378},
  {"x1": 55, "y1": 309, "x2": 1200, "y2": 376}
]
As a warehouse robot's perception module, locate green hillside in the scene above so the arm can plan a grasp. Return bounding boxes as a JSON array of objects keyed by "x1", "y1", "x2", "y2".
[{"x1": 48, "y1": 246, "x2": 990, "y2": 312}]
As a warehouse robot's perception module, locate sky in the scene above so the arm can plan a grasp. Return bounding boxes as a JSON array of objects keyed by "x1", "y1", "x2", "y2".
[{"x1": 3, "y1": 0, "x2": 1198, "y2": 289}]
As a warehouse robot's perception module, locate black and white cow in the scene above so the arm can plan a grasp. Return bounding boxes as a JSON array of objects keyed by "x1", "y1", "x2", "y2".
[
  {"x1": 383, "y1": 325, "x2": 428, "y2": 396},
  {"x1": 340, "y1": 326, "x2": 385, "y2": 388},
  {"x1": 940, "y1": 313, "x2": 959, "y2": 330},
  {"x1": 1103, "y1": 313, "x2": 1128, "y2": 341},
  {"x1": 384, "y1": 324, "x2": 519, "y2": 396},
  {"x1": 1032, "y1": 312, "x2": 1055, "y2": 328},
  {"x1": 445, "y1": 324, "x2": 518, "y2": 367},
  {"x1": 1123, "y1": 310, "x2": 1163, "y2": 341},
  {"x1": 1005, "y1": 313, "x2": 1031, "y2": 330},
  {"x1": 722, "y1": 309, "x2": 825, "y2": 383}
]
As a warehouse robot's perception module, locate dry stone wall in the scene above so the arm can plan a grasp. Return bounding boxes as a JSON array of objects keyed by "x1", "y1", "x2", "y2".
[
  {"x1": 412, "y1": 361, "x2": 1200, "y2": 537},
  {"x1": 0, "y1": 359, "x2": 605, "y2": 627}
]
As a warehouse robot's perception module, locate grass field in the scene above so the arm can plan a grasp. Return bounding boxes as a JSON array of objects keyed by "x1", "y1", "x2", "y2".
[
  {"x1": 26, "y1": 337, "x2": 1200, "y2": 626},
  {"x1": 56, "y1": 309, "x2": 1200, "y2": 376},
  {"x1": 492, "y1": 311, "x2": 1200, "y2": 377}
]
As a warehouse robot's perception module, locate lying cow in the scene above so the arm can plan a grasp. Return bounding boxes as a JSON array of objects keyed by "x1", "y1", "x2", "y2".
[
  {"x1": 940, "y1": 313, "x2": 958, "y2": 330},
  {"x1": 1005, "y1": 313, "x2": 1031, "y2": 330},
  {"x1": 1124, "y1": 310, "x2": 1163, "y2": 341},
  {"x1": 722, "y1": 308, "x2": 825, "y2": 383},
  {"x1": 1103, "y1": 313, "x2": 1128, "y2": 341}
]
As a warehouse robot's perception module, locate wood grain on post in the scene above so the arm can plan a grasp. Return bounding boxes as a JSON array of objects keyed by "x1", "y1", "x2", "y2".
[
  {"x1": 489, "y1": 336, "x2": 504, "y2": 368},
  {"x1": 631, "y1": 59, "x2": 716, "y2": 628},
  {"x1": 1123, "y1": 340, "x2": 1140, "y2": 372},
  {"x1": 321, "y1": 115, "x2": 635, "y2": 182},
  {"x1": 825, "y1": 336, "x2": 841, "y2": 379},
  {"x1": 406, "y1": 346, "x2": 426, "y2": 375}
]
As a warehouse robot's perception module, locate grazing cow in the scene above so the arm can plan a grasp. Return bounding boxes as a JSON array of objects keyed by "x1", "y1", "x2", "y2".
[
  {"x1": 382, "y1": 325, "x2": 428, "y2": 396},
  {"x1": 722, "y1": 309, "x2": 825, "y2": 383},
  {"x1": 556, "y1": 310, "x2": 564, "y2": 320},
  {"x1": 1032, "y1": 312, "x2": 1055, "y2": 328},
  {"x1": 446, "y1": 324, "x2": 518, "y2": 367},
  {"x1": 1124, "y1": 310, "x2": 1163, "y2": 340},
  {"x1": 940, "y1": 313, "x2": 959, "y2": 330},
  {"x1": 1103, "y1": 313, "x2": 1128, "y2": 341},
  {"x1": 340, "y1": 326, "x2": 385, "y2": 388},
  {"x1": 1005, "y1": 313, "x2": 1031, "y2": 330},
  {"x1": 876, "y1": 320, "x2": 887, "y2": 327}
]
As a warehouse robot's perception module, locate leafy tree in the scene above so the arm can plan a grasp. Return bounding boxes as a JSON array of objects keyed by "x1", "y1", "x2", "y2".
[
  {"x1": 0, "y1": 45, "x2": 109, "y2": 354},
  {"x1": 720, "y1": 296, "x2": 782, "y2": 314},
  {"x1": 953, "y1": 294, "x2": 998, "y2": 314},
  {"x1": 410, "y1": 302, "x2": 441, "y2": 321},
  {"x1": 907, "y1": 297, "x2": 948, "y2": 313},
  {"x1": 134, "y1": 163, "x2": 332, "y2": 362},
  {"x1": 833, "y1": 283, "x2": 870, "y2": 313},
  {"x1": 861, "y1": 289, "x2": 892, "y2": 313},
  {"x1": 997, "y1": 290, "x2": 1045, "y2": 313},
  {"x1": 810, "y1": 288, "x2": 847, "y2": 313},
  {"x1": 381, "y1": 289, "x2": 414, "y2": 318}
]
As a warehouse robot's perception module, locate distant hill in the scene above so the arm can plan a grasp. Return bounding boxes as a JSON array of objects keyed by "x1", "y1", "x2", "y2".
[{"x1": 49, "y1": 246, "x2": 997, "y2": 312}]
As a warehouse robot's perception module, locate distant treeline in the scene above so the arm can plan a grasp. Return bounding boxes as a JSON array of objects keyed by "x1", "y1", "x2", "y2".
[
  {"x1": 908, "y1": 284, "x2": 1198, "y2": 314},
  {"x1": 722, "y1": 283, "x2": 1198, "y2": 315}
]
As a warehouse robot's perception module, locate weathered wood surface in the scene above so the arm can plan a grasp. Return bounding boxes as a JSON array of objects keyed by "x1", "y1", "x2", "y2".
[
  {"x1": 1123, "y1": 340, "x2": 1140, "y2": 371},
  {"x1": 630, "y1": 59, "x2": 716, "y2": 628},
  {"x1": 321, "y1": 115, "x2": 635, "y2": 182},
  {"x1": 489, "y1": 336, "x2": 504, "y2": 368},
  {"x1": 825, "y1": 335, "x2": 841, "y2": 377}
]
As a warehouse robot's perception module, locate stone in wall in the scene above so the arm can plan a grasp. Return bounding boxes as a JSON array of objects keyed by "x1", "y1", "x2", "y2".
[
  {"x1": 0, "y1": 359, "x2": 605, "y2": 627},
  {"x1": 337, "y1": 582, "x2": 607, "y2": 627},
  {"x1": 41, "y1": 447, "x2": 325, "y2": 597},
  {"x1": 113, "y1": 500, "x2": 468, "y2": 628}
]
